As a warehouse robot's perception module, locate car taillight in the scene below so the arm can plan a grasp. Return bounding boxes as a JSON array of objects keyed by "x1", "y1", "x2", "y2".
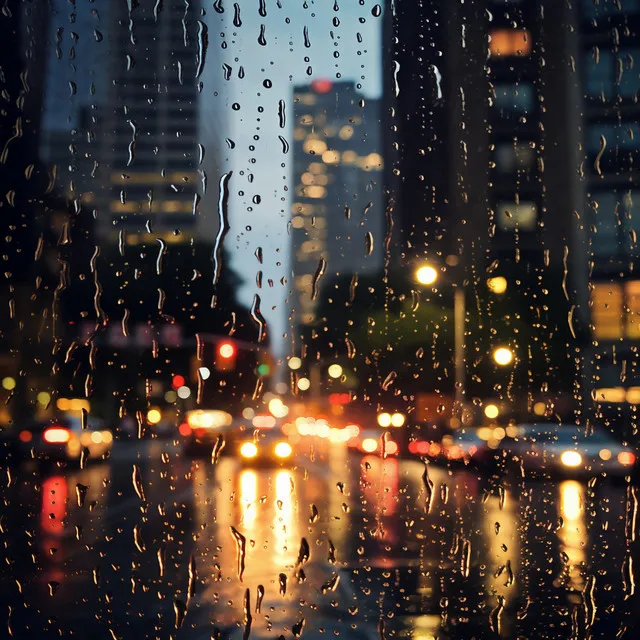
[
  {"x1": 178, "y1": 422, "x2": 191, "y2": 437},
  {"x1": 43, "y1": 427, "x2": 71, "y2": 444},
  {"x1": 19, "y1": 430, "x2": 32, "y2": 443},
  {"x1": 385, "y1": 441, "x2": 399, "y2": 456},
  {"x1": 618, "y1": 451, "x2": 636, "y2": 466}
]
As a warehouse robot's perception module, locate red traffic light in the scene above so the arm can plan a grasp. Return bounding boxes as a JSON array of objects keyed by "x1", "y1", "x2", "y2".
[
  {"x1": 172, "y1": 375, "x2": 185, "y2": 390},
  {"x1": 217, "y1": 341, "x2": 236, "y2": 359}
]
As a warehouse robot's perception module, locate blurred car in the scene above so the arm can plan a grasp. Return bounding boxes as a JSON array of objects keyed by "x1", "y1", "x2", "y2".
[
  {"x1": 408, "y1": 429, "x2": 490, "y2": 467},
  {"x1": 16, "y1": 414, "x2": 113, "y2": 463},
  {"x1": 235, "y1": 427, "x2": 294, "y2": 466},
  {"x1": 498, "y1": 423, "x2": 637, "y2": 477},
  {"x1": 351, "y1": 428, "x2": 400, "y2": 457},
  {"x1": 180, "y1": 409, "x2": 234, "y2": 456}
]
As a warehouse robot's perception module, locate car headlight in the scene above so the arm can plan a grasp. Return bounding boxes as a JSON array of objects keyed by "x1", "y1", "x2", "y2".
[
  {"x1": 274, "y1": 442, "x2": 292, "y2": 458},
  {"x1": 362, "y1": 438, "x2": 378, "y2": 453},
  {"x1": 240, "y1": 442, "x2": 258, "y2": 458},
  {"x1": 560, "y1": 451, "x2": 582, "y2": 467}
]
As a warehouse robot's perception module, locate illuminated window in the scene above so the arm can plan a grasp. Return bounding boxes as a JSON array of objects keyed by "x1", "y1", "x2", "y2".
[
  {"x1": 489, "y1": 29, "x2": 532, "y2": 57},
  {"x1": 493, "y1": 83, "x2": 534, "y2": 115},
  {"x1": 626, "y1": 281, "x2": 640, "y2": 338},
  {"x1": 495, "y1": 142, "x2": 535, "y2": 172},
  {"x1": 496, "y1": 201, "x2": 537, "y2": 230},
  {"x1": 591, "y1": 283, "x2": 623, "y2": 339}
]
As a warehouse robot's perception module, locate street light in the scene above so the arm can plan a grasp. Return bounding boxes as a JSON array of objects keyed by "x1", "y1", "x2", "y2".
[
  {"x1": 328, "y1": 364, "x2": 343, "y2": 379},
  {"x1": 487, "y1": 276, "x2": 507, "y2": 294},
  {"x1": 415, "y1": 263, "x2": 465, "y2": 416},
  {"x1": 415, "y1": 265, "x2": 438, "y2": 286},
  {"x1": 493, "y1": 346, "x2": 514, "y2": 366}
]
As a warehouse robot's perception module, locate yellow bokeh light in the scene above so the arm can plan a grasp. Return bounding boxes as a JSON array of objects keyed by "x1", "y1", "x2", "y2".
[
  {"x1": 415, "y1": 265, "x2": 438, "y2": 286},
  {"x1": 377, "y1": 413, "x2": 392, "y2": 428},
  {"x1": 493, "y1": 347, "x2": 514, "y2": 366},
  {"x1": 487, "y1": 276, "x2": 507, "y2": 294},
  {"x1": 2, "y1": 377, "x2": 16, "y2": 391},
  {"x1": 484, "y1": 404, "x2": 499, "y2": 419},
  {"x1": 328, "y1": 364, "x2": 343, "y2": 379},
  {"x1": 147, "y1": 408, "x2": 162, "y2": 424},
  {"x1": 297, "y1": 377, "x2": 311, "y2": 391},
  {"x1": 288, "y1": 357, "x2": 302, "y2": 371},
  {"x1": 37, "y1": 391, "x2": 51, "y2": 406}
]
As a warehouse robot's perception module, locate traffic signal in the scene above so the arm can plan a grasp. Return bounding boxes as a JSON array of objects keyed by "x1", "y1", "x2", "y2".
[{"x1": 215, "y1": 341, "x2": 237, "y2": 371}]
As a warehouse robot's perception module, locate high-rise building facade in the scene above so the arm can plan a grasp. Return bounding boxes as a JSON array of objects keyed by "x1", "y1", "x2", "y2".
[
  {"x1": 290, "y1": 81, "x2": 384, "y2": 338},
  {"x1": 383, "y1": 0, "x2": 587, "y2": 405},
  {"x1": 579, "y1": 1, "x2": 640, "y2": 432},
  {"x1": 98, "y1": 0, "x2": 204, "y2": 244}
]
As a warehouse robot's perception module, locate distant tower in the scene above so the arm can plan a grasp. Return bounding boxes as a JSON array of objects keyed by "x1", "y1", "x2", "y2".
[
  {"x1": 97, "y1": 0, "x2": 204, "y2": 245},
  {"x1": 289, "y1": 80, "x2": 384, "y2": 344}
]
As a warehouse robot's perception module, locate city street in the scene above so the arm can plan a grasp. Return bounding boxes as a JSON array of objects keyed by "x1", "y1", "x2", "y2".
[{"x1": 1, "y1": 440, "x2": 638, "y2": 639}]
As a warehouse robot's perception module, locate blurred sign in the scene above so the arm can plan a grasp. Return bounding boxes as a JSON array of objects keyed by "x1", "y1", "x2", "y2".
[
  {"x1": 79, "y1": 321, "x2": 183, "y2": 348},
  {"x1": 416, "y1": 393, "x2": 453, "y2": 424}
]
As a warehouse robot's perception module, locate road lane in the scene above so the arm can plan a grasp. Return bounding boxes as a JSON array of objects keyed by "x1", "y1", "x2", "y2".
[{"x1": 0, "y1": 440, "x2": 638, "y2": 639}]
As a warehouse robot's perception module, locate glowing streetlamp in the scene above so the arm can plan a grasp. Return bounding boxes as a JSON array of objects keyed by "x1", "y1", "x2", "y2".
[
  {"x1": 493, "y1": 347, "x2": 514, "y2": 366},
  {"x1": 415, "y1": 265, "x2": 438, "y2": 286}
]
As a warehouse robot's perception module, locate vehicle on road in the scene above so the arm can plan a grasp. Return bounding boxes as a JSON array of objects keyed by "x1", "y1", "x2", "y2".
[
  {"x1": 408, "y1": 428, "x2": 491, "y2": 467},
  {"x1": 16, "y1": 414, "x2": 113, "y2": 463},
  {"x1": 235, "y1": 426, "x2": 294, "y2": 466},
  {"x1": 498, "y1": 423, "x2": 637, "y2": 478},
  {"x1": 351, "y1": 428, "x2": 400, "y2": 457},
  {"x1": 180, "y1": 409, "x2": 234, "y2": 456}
]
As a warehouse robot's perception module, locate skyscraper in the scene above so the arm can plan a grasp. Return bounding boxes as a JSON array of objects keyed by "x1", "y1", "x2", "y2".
[
  {"x1": 98, "y1": 0, "x2": 205, "y2": 244},
  {"x1": 290, "y1": 80, "x2": 384, "y2": 341},
  {"x1": 383, "y1": 0, "x2": 587, "y2": 405},
  {"x1": 578, "y1": 1, "x2": 640, "y2": 433}
]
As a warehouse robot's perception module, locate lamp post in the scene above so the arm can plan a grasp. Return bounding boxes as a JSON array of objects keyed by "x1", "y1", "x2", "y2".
[{"x1": 415, "y1": 264, "x2": 466, "y2": 417}]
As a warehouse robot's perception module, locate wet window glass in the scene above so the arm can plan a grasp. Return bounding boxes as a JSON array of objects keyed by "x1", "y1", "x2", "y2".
[{"x1": 2, "y1": 1, "x2": 640, "y2": 639}]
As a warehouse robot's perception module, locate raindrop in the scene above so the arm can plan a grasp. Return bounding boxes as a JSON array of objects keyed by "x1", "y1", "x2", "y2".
[
  {"x1": 258, "y1": 24, "x2": 267, "y2": 46},
  {"x1": 303, "y1": 25, "x2": 311, "y2": 48},
  {"x1": 594, "y1": 134, "x2": 606, "y2": 176},
  {"x1": 213, "y1": 172, "x2": 232, "y2": 286},
  {"x1": 211, "y1": 434, "x2": 225, "y2": 464},
  {"x1": 233, "y1": 3, "x2": 242, "y2": 26},
  {"x1": 371, "y1": 4, "x2": 382, "y2": 17},
  {"x1": 230, "y1": 526, "x2": 247, "y2": 581},
  {"x1": 278, "y1": 100, "x2": 286, "y2": 128},
  {"x1": 258, "y1": 0, "x2": 267, "y2": 16},
  {"x1": 133, "y1": 524, "x2": 145, "y2": 552},
  {"x1": 311, "y1": 258, "x2": 327, "y2": 301},
  {"x1": 255, "y1": 247, "x2": 263, "y2": 264},
  {"x1": 278, "y1": 136, "x2": 290, "y2": 153},
  {"x1": 195, "y1": 20, "x2": 208, "y2": 78},
  {"x1": 174, "y1": 598, "x2": 187, "y2": 629},
  {"x1": 250, "y1": 294, "x2": 268, "y2": 342},
  {"x1": 489, "y1": 595, "x2": 505, "y2": 635},
  {"x1": 321, "y1": 574, "x2": 340, "y2": 594},
  {"x1": 278, "y1": 573, "x2": 287, "y2": 596},
  {"x1": 365, "y1": 231, "x2": 374, "y2": 256},
  {"x1": 132, "y1": 464, "x2": 145, "y2": 501},
  {"x1": 256, "y1": 585, "x2": 265, "y2": 613},
  {"x1": 292, "y1": 618, "x2": 305, "y2": 638},
  {"x1": 328, "y1": 540, "x2": 337, "y2": 564},
  {"x1": 309, "y1": 504, "x2": 319, "y2": 523},
  {"x1": 76, "y1": 483, "x2": 88, "y2": 507},
  {"x1": 297, "y1": 537, "x2": 310, "y2": 565}
]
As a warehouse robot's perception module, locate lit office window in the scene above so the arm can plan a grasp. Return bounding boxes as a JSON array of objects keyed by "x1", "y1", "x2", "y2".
[
  {"x1": 591, "y1": 283, "x2": 624, "y2": 339},
  {"x1": 489, "y1": 29, "x2": 532, "y2": 57}
]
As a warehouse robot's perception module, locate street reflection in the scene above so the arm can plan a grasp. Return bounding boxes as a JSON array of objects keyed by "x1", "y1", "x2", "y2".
[
  {"x1": 239, "y1": 469, "x2": 258, "y2": 528},
  {"x1": 557, "y1": 480, "x2": 587, "y2": 591}
]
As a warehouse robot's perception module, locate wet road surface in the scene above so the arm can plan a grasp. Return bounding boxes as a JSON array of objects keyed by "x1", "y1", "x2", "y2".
[{"x1": 0, "y1": 439, "x2": 639, "y2": 639}]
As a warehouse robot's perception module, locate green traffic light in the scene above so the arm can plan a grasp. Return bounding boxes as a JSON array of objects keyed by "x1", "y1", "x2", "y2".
[{"x1": 257, "y1": 363, "x2": 270, "y2": 376}]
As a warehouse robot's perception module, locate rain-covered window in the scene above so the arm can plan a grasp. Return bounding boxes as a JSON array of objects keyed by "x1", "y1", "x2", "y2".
[{"x1": 2, "y1": 1, "x2": 640, "y2": 638}]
